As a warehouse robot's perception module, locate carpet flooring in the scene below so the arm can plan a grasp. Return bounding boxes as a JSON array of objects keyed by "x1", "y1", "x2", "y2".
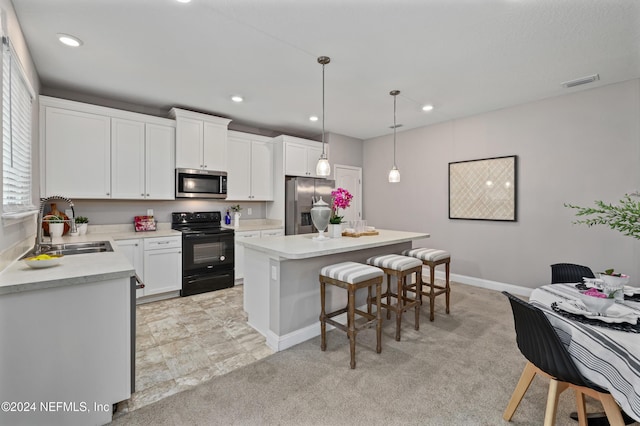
[{"x1": 110, "y1": 281, "x2": 635, "y2": 426}]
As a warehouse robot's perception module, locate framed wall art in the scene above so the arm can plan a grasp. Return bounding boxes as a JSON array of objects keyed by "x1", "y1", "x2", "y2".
[{"x1": 448, "y1": 155, "x2": 518, "y2": 221}]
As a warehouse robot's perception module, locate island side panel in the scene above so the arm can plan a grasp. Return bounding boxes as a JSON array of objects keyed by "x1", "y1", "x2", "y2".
[
  {"x1": 272, "y1": 242, "x2": 411, "y2": 350},
  {"x1": 243, "y1": 247, "x2": 271, "y2": 336},
  {"x1": 0, "y1": 277, "x2": 131, "y2": 426}
]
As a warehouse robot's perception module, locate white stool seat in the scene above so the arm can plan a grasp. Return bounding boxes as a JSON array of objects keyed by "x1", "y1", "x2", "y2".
[
  {"x1": 402, "y1": 248, "x2": 450, "y2": 263},
  {"x1": 366, "y1": 254, "x2": 422, "y2": 271},
  {"x1": 320, "y1": 261, "x2": 383, "y2": 284}
]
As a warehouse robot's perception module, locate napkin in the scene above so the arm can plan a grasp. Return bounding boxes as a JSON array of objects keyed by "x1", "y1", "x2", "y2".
[
  {"x1": 344, "y1": 228, "x2": 355, "y2": 233},
  {"x1": 555, "y1": 300, "x2": 639, "y2": 324},
  {"x1": 624, "y1": 286, "x2": 640, "y2": 297}
]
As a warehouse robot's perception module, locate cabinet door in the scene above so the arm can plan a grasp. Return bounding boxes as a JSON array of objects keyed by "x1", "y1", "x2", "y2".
[
  {"x1": 202, "y1": 121, "x2": 227, "y2": 171},
  {"x1": 306, "y1": 144, "x2": 323, "y2": 178},
  {"x1": 261, "y1": 228, "x2": 284, "y2": 237},
  {"x1": 143, "y1": 248, "x2": 182, "y2": 296},
  {"x1": 175, "y1": 116, "x2": 203, "y2": 169},
  {"x1": 250, "y1": 141, "x2": 274, "y2": 200},
  {"x1": 284, "y1": 142, "x2": 310, "y2": 177},
  {"x1": 44, "y1": 107, "x2": 111, "y2": 198},
  {"x1": 116, "y1": 239, "x2": 144, "y2": 297},
  {"x1": 226, "y1": 137, "x2": 252, "y2": 200},
  {"x1": 234, "y1": 231, "x2": 260, "y2": 281},
  {"x1": 145, "y1": 123, "x2": 175, "y2": 200},
  {"x1": 111, "y1": 118, "x2": 145, "y2": 199}
]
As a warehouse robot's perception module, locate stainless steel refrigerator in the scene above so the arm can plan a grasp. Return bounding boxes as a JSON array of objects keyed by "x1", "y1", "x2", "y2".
[{"x1": 285, "y1": 177, "x2": 335, "y2": 235}]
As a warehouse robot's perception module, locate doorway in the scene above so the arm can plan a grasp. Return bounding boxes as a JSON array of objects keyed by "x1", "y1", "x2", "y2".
[{"x1": 333, "y1": 164, "x2": 362, "y2": 223}]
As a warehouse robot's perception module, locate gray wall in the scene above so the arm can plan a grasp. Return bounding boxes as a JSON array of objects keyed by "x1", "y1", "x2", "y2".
[
  {"x1": 326, "y1": 132, "x2": 364, "y2": 171},
  {"x1": 363, "y1": 79, "x2": 640, "y2": 289}
]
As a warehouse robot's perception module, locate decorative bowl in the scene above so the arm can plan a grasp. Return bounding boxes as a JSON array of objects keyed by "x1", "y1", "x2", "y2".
[
  {"x1": 599, "y1": 273, "x2": 630, "y2": 287},
  {"x1": 23, "y1": 254, "x2": 63, "y2": 269},
  {"x1": 579, "y1": 290, "x2": 615, "y2": 313}
]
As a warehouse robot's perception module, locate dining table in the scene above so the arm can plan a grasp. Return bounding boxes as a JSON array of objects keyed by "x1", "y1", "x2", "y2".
[{"x1": 529, "y1": 283, "x2": 640, "y2": 422}]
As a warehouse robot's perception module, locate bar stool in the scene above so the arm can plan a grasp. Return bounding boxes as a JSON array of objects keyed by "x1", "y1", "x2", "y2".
[
  {"x1": 366, "y1": 254, "x2": 423, "y2": 341},
  {"x1": 319, "y1": 261, "x2": 384, "y2": 369},
  {"x1": 402, "y1": 248, "x2": 451, "y2": 321}
]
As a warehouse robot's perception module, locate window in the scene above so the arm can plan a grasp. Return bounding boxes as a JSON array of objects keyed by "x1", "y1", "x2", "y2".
[{"x1": 2, "y1": 35, "x2": 35, "y2": 217}]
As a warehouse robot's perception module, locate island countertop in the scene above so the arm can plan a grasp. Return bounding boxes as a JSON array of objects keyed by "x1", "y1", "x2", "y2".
[{"x1": 237, "y1": 229, "x2": 429, "y2": 260}]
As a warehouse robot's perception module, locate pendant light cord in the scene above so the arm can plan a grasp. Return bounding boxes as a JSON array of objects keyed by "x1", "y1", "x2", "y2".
[
  {"x1": 322, "y1": 61, "x2": 325, "y2": 155},
  {"x1": 393, "y1": 93, "x2": 397, "y2": 167}
]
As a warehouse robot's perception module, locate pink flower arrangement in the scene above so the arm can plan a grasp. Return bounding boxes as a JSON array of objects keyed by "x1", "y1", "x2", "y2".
[
  {"x1": 584, "y1": 288, "x2": 609, "y2": 299},
  {"x1": 330, "y1": 187, "x2": 353, "y2": 224}
]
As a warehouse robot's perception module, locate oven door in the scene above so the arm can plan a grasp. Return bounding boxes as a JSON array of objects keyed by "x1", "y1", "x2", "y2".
[{"x1": 182, "y1": 232, "x2": 234, "y2": 273}]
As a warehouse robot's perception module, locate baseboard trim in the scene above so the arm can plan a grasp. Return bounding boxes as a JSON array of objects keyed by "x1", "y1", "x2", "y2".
[{"x1": 431, "y1": 270, "x2": 532, "y2": 297}]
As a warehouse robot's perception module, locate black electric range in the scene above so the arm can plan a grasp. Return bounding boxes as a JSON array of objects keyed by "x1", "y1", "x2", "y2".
[{"x1": 171, "y1": 212, "x2": 235, "y2": 297}]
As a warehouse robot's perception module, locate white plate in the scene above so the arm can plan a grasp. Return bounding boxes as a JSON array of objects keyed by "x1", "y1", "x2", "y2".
[
  {"x1": 23, "y1": 255, "x2": 63, "y2": 269},
  {"x1": 555, "y1": 300, "x2": 638, "y2": 324}
]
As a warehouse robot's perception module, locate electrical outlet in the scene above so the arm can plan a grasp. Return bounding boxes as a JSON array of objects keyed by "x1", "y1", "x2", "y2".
[
  {"x1": 247, "y1": 208, "x2": 252, "y2": 215},
  {"x1": 147, "y1": 209, "x2": 153, "y2": 216}
]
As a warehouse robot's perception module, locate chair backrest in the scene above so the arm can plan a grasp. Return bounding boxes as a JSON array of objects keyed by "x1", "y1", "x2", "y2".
[
  {"x1": 550, "y1": 263, "x2": 595, "y2": 284},
  {"x1": 502, "y1": 291, "x2": 594, "y2": 388}
]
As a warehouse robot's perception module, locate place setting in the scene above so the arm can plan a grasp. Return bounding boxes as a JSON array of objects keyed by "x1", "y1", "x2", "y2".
[{"x1": 553, "y1": 273, "x2": 640, "y2": 332}]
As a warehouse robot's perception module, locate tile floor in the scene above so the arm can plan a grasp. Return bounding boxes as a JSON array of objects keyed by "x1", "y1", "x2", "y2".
[{"x1": 115, "y1": 285, "x2": 273, "y2": 416}]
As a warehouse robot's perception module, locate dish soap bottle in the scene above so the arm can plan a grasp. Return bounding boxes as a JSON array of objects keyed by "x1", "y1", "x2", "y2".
[{"x1": 224, "y1": 210, "x2": 231, "y2": 225}]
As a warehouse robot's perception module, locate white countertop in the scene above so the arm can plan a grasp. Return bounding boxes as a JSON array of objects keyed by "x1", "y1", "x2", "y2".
[
  {"x1": 0, "y1": 226, "x2": 181, "y2": 296},
  {"x1": 222, "y1": 219, "x2": 283, "y2": 233},
  {"x1": 237, "y1": 229, "x2": 430, "y2": 260}
]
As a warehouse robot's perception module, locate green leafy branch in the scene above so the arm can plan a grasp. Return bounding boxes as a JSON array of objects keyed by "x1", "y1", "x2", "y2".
[{"x1": 565, "y1": 194, "x2": 640, "y2": 240}]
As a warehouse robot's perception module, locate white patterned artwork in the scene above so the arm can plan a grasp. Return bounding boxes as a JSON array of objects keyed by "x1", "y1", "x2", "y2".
[{"x1": 449, "y1": 156, "x2": 517, "y2": 221}]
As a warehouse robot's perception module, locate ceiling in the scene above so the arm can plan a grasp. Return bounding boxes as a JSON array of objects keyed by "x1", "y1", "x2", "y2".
[{"x1": 11, "y1": 0, "x2": 640, "y2": 140}]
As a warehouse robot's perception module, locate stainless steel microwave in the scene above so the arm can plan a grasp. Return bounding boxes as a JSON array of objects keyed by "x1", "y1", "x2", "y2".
[{"x1": 175, "y1": 168, "x2": 227, "y2": 199}]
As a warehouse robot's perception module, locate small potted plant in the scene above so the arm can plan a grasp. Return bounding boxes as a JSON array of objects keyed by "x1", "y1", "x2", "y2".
[
  {"x1": 328, "y1": 188, "x2": 353, "y2": 238},
  {"x1": 74, "y1": 216, "x2": 89, "y2": 235},
  {"x1": 44, "y1": 214, "x2": 65, "y2": 238},
  {"x1": 230, "y1": 205, "x2": 242, "y2": 228}
]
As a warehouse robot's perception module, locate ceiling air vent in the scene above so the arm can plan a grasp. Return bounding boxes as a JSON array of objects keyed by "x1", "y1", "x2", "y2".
[{"x1": 561, "y1": 74, "x2": 600, "y2": 88}]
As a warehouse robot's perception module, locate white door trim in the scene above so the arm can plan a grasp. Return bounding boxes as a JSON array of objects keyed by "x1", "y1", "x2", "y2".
[{"x1": 333, "y1": 164, "x2": 362, "y2": 221}]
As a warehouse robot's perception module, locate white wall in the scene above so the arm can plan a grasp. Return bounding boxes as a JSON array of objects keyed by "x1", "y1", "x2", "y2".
[
  {"x1": 363, "y1": 79, "x2": 640, "y2": 289},
  {"x1": 0, "y1": 1, "x2": 40, "y2": 270}
]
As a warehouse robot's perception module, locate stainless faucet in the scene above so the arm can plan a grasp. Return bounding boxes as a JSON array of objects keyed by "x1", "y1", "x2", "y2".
[{"x1": 35, "y1": 195, "x2": 76, "y2": 254}]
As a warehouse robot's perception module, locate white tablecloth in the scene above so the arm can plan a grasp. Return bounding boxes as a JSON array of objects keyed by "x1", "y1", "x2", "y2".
[{"x1": 530, "y1": 284, "x2": 640, "y2": 421}]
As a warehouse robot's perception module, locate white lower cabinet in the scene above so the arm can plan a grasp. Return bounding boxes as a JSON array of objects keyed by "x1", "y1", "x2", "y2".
[
  {"x1": 117, "y1": 236, "x2": 182, "y2": 299},
  {"x1": 235, "y1": 228, "x2": 284, "y2": 282}
]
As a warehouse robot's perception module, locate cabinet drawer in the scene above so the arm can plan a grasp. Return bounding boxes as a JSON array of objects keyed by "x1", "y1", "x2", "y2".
[
  {"x1": 144, "y1": 236, "x2": 182, "y2": 250},
  {"x1": 235, "y1": 231, "x2": 261, "y2": 239},
  {"x1": 261, "y1": 229, "x2": 284, "y2": 237}
]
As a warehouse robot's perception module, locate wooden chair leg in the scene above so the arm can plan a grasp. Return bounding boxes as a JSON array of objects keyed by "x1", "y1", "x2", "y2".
[
  {"x1": 320, "y1": 280, "x2": 327, "y2": 351},
  {"x1": 575, "y1": 390, "x2": 587, "y2": 426},
  {"x1": 544, "y1": 379, "x2": 570, "y2": 426},
  {"x1": 598, "y1": 394, "x2": 625, "y2": 426},
  {"x1": 504, "y1": 361, "x2": 537, "y2": 421}
]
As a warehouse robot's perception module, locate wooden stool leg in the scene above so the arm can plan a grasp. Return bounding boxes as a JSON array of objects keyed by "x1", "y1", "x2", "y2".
[
  {"x1": 348, "y1": 286, "x2": 357, "y2": 369},
  {"x1": 320, "y1": 280, "x2": 327, "y2": 351},
  {"x1": 395, "y1": 273, "x2": 403, "y2": 341},
  {"x1": 445, "y1": 260, "x2": 451, "y2": 314},
  {"x1": 375, "y1": 281, "x2": 382, "y2": 354},
  {"x1": 367, "y1": 285, "x2": 372, "y2": 315},
  {"x1": 414, "y1": 272, "x2": 420, "y2": 330},
  {"x1": 386, "y1": 274, "x2": 391, "y2": 320},
  {"x1": 429, "y1": 263, "x2": 436, "y2": 322}
]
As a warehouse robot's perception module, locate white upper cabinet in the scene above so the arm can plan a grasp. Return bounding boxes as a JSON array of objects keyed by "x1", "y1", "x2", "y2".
[
  {"x1": 170, "y1": 108, "x2": 231, "y2": 171},
  {"x1": 227, "y1": 131, "x2": 274, "y2": 201},
  {"x1": 41, "y1": 96, "x2": 176, "y2": 200},
  {"x1": 282, "y1": 137, "x2": 326, "y2": 178},
  {"x1": 42, "y1": 103, "x2": 111, "y2": 198}
]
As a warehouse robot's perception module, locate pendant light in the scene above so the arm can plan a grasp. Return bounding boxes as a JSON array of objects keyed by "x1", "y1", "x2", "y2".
[
  {"x1": 388, "y1": 90, "x2": 401, "y2": 183},
  {"x1": 315, "y1": 56, "x2": 331, "y2": 177}
]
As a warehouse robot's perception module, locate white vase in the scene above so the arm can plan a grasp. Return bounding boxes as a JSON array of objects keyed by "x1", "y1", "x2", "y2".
[
  {"x1": 310, "y1": 197, "x2": 331, "y2": 240},
  {"x1": 78, "y1": 223, "x2": 88, "y2": 235},
  {"x1": 234, "y1": 212, "x2": 241, "y2": 228},
  {"x1": 49, "y1": 223, "x2": 64, "y2": 238},
  {"x1": 328, "y1": 223, "x2": 343, "y2": 238}
]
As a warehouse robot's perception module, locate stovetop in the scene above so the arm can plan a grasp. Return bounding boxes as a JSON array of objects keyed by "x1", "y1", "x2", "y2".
[{"x1": 171, "y1": 211, "x2": 234, "y2": 234}]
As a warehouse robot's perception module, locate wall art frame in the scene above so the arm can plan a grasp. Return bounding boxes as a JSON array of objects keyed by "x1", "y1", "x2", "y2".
[{"x1": 448, "y1": 155, "x2": 518, "y2": 221}]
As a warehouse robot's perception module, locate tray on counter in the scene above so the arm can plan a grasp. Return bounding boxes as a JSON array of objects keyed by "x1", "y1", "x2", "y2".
[{"x1": 341, "y1": 231, "x2": 379, "y2": 238}]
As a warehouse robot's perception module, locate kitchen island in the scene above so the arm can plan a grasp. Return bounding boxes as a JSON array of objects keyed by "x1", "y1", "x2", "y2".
[{"x1": 239, "y1": 229, "x2": 429, "y2": 351}]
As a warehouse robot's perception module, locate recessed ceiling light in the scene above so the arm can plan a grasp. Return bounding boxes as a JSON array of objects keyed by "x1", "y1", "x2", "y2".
[
  {"x1": 422, "y1": 104, "x2": 434, "y2": 112},
  {"x1": 176, "y1": 0, "x2": 191, "y2": 3},
  {"x1": 231, "y1": 96, "x2": 243, "y2": 103},
  {"x1": 309, "y1": 116, "x2": 318, "y2": 122},
  {"x1": 57, "y1": 33, "x2": 83, "y2": 47}
]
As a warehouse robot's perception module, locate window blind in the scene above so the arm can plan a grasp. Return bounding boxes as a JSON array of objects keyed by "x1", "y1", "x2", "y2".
[{"x1": 2, "y1": 36, "x2": 35, "y2": 215}]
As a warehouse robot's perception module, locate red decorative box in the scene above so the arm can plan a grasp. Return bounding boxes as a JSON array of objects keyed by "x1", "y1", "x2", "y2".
[{"x1": 134, "y1": 215, "x2": 156, "y2": 232}]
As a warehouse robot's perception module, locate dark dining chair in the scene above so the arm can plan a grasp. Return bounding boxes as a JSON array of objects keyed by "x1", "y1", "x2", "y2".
[
  {"x1": 550, "y1": 263, "x2": 595, "y2": 284},
  {"x1": 502, "y1": 291, "x2": 625, "y2": 426}
]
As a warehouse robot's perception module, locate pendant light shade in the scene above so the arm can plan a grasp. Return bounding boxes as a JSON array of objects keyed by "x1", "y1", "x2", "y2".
[
  {"x1": 389, "y1": 90, "x2": 401, "y2": 183},
  {"x1": 316, "y1": 56, "x2": 331, "y2": 177}
]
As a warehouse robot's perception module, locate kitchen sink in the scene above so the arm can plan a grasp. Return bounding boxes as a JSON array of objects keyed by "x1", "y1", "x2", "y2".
[{"x1": 22, "y1": 241, "x2": 114, "y2": 258}]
